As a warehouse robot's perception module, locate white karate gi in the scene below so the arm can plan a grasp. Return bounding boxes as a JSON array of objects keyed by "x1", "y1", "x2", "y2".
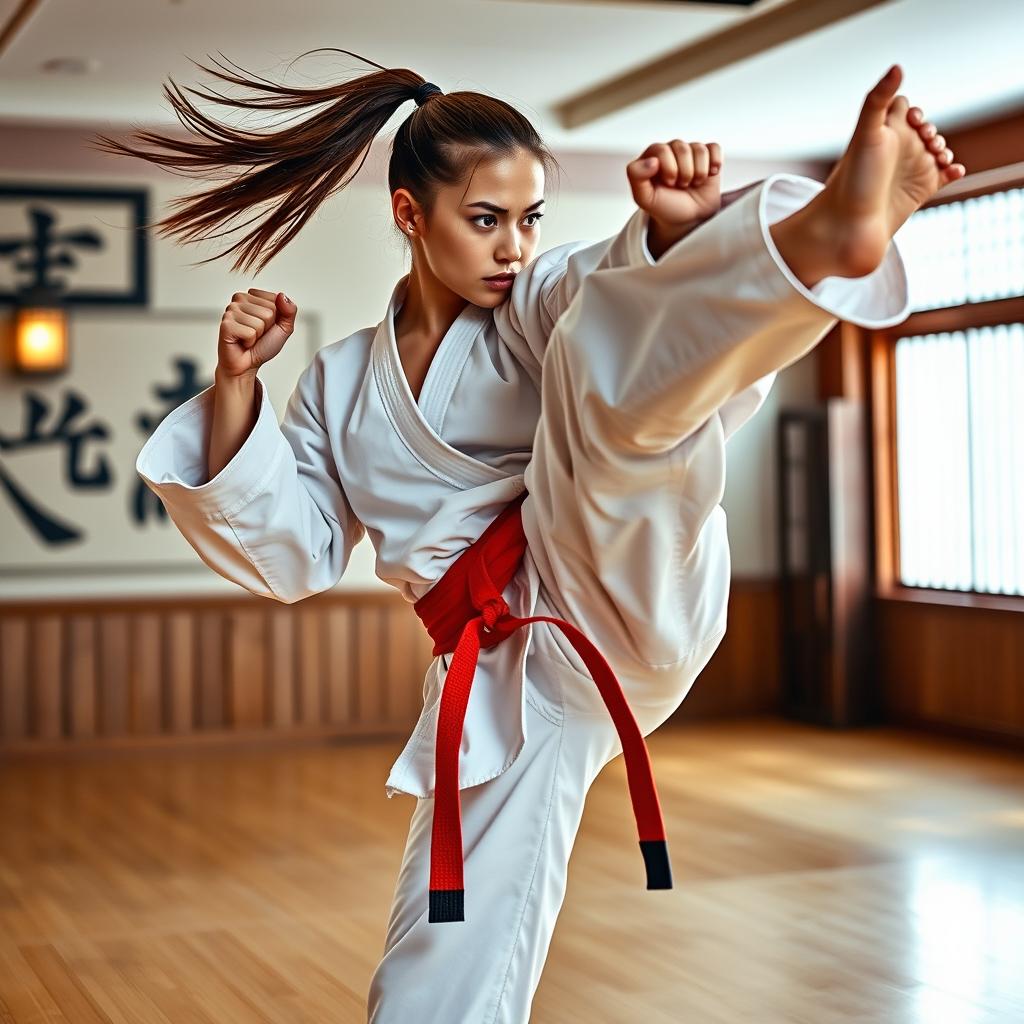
[{"x1": 135, "y1": 172, "x2": 911, "y2": 1023}]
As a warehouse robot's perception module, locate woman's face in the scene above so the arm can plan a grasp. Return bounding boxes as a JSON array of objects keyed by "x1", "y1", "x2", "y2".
[{"x1": 397, "y1": 150, "x2": 546, "y2": 308}]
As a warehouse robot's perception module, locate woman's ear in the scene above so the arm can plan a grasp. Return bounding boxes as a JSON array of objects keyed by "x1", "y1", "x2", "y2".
[{"x1": 392, "y1": 187, "x2": 425, "y2": 237}]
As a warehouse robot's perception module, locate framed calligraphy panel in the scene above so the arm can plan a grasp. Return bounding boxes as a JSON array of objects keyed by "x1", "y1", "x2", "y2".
[{"x1": 0, "y1": 308, "x2": 321, "y2": 595}]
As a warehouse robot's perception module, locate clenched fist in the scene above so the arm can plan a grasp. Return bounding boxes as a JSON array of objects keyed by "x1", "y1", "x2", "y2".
[
  {"x1": 626, "y1": 140, "x2": 724, "y2": 232},
  {"x1": 218, "y1": 288, "x2": 296, "y2": 379}
]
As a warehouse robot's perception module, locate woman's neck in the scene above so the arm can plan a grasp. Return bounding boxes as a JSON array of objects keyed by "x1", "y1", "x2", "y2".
[{"x1": 395, "y1": 269, "x2": 469, "y2": 345}]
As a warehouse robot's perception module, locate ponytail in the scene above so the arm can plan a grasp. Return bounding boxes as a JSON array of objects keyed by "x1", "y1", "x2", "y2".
[{"x1": 89, "y1": 49, "x2": 562, "y2": 275}]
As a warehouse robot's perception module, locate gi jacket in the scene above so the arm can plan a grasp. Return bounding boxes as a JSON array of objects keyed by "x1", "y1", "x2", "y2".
[{"x1": 135, "y1": 173, "x2": 911, "y2": 800}]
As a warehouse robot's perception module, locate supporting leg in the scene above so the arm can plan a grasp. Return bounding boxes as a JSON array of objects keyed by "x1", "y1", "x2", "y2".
[{"x1": 368, "y1": 691, "x2": 619, "y2": 1024}]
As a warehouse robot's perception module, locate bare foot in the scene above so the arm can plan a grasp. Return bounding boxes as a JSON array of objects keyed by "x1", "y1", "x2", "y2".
[
  {"x1": 822, "y1": 64, "x2": 966, "y2": 275},
  {"x1": 771, "y1": 65, "x2": 967, "y2": 286}
]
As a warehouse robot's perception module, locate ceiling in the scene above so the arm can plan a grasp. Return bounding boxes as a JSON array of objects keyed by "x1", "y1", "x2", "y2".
[{"x1": 1, "y1": 0, "x2": 1022, "y2": 160}]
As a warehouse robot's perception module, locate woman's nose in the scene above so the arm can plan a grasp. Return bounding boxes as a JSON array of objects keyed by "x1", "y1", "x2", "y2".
[{"x1": 497, "y1": 241, "x2": 522, "y2": 262}]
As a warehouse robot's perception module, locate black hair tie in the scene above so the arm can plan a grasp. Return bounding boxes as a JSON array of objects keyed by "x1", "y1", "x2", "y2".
[{"x1": 414, "y1": 81, "x2": 443, "y2": 106}]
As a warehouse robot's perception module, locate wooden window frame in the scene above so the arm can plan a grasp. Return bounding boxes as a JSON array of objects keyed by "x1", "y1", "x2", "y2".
[{"x1": 867, "y1": 163, "x2": 1024, "y2": 613}]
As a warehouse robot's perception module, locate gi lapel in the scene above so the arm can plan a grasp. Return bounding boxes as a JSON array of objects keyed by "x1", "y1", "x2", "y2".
[{"x1": 373, "y1": 276, "x2": 505, "y2": 490}]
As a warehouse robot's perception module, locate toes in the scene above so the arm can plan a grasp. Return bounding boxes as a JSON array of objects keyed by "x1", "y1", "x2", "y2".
[
  {"x1": 885, "y1": 93, "x2": 909, "y2": 127},
  {"x1": 889, "y1": 93, "x2": 910, "y2": 116},
  {"x1": 942, "y1": 162, "x2": 966, "y2": 184},
  {"x1": 907, "y1": 106, "x2": 925, "y2": 127},
  {"x1": 927, "y1": 133, "x2": 946, "y2": 153},
  {"x1": 919, "y1": 122, "x2": 937, "y2": 140},
  {"x1": 936, "y1": 149, "x2": 953, "y2": 166}
]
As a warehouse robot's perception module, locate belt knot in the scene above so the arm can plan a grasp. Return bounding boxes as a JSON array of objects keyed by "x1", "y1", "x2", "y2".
[
  {"x1": 467, "y1": 546, "x2": 509, "y2": 634},
  {"x1": 479, "y1": 596, "x2": 509, "y2": 633}
]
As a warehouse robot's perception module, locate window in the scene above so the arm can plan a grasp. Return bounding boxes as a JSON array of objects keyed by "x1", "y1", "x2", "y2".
[
  {"x1": 896, "y1": 187, "x2": 1024, "y2": 311},
  {"x1": 883, "y1": 181, "x2": 1024, "y2": 598}
]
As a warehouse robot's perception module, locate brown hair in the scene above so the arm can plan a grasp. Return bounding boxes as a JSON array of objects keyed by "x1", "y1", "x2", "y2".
[{"x1": 88, "y1": 49, "x2": 563, "y2": 275}]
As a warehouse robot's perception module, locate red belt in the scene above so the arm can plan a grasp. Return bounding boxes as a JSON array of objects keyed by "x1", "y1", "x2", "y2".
[{"x1": 412, "y1": 488, "x2": 672, "y2": 924}]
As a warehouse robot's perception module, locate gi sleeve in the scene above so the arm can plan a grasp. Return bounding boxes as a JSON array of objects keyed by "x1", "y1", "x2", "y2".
[
  {"x1": 553, "y1": 171, "x2": 911, "y2": 454},
  {"x1": 718, "y1": 371, "x2": 778, "y2": 442},
  {"x1": 493, "y1": 181, "x2": 766, "y2": 374},
  {"x1": 135, "y1": 352, "x2": 365, "y2": 603}
]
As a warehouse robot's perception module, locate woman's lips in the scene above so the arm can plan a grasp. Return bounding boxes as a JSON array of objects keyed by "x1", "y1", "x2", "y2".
[{"x1": 483, "y1": 274, "x2": 515, "y2": 290}]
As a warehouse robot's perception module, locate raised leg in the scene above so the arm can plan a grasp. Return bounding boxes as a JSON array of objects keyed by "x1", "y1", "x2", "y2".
[{"x1": 518, "y1": 160, "x2": 912, "y2": 720}]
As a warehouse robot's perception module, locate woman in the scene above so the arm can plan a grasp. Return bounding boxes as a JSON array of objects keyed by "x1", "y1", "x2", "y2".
[{"x1": 96, "y1": 51, "x2": 963, "y2": 1023}]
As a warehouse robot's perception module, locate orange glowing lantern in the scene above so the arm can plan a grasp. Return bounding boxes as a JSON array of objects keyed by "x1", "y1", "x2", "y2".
[{"x1": 14, "y1": 286, "x2": 69, "y2": 375}]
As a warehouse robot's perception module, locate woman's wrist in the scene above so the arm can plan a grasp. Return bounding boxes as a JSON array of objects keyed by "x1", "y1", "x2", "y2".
[
  {"x1": 646, "y1": 213, "x2": 711, "y2": 261},
  {"x1": 214, "y1": 365, "x2": 258, "y2": 395}
]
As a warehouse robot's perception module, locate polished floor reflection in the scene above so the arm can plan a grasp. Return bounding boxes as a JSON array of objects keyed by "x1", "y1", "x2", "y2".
[{"x1": 1, "y1": 717, "x2": 1021, "y2": 1022}]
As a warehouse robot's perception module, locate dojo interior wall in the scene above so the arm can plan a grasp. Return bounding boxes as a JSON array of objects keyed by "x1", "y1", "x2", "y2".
[
  {"x1": 7, "y1": 114, "x2": 1022, "y2": 752},
  {"x1": 0, "y1": 125, "x2": 831, "y2": 750},
  {"x1": 0, "y1": 124, "x2": 829, "y2": 599}
]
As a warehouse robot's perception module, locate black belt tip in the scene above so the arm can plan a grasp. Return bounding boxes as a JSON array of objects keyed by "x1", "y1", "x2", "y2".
[
  {"x1": 429, "y1": 889, "x2": 465, "y2": 922},
  {"x1": 640, "y1": 839, "x2": 673, "y2": 889}
]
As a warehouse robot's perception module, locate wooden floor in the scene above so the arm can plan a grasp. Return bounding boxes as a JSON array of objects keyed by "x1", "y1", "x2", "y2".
[{"x1": 1, "y1": 716, "x2": 1022, "y2": 1023}]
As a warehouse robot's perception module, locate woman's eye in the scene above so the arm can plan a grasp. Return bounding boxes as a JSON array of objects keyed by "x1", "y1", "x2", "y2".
[{"x1": 472, "y1": 213, "x2": 544, "y2": 229}]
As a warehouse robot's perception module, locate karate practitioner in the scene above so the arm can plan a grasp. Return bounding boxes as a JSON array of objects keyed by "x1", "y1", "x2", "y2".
[{"x1": 119, "y1": 53, "x2": 964, "y2": 1022}]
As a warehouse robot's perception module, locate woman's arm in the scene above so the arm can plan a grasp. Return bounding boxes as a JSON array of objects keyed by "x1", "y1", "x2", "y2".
[
  {"x1": 208, "y1": 368, "x2": 259, "y2": 479},
  {"x1": 136, "y1": 352, "x2": 365, "y2": 603}
]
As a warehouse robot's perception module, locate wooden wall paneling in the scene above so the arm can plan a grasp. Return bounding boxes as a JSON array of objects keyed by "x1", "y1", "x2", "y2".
[
  {"x1": 355, "y1": 604, "x2": 386, "y2": 726},
  {"x1": 1, "y1": 616, "x2": 29, "y2": 740},
  {"x1": 97, "y1": 614, "x2": 129, "y2": 736},
  {"x1": 1, "y1": 584, "x2": 795, "y2": 750},
  {"x1": 131, "y1": 613, "x2": 163, "y2": 735},
  {"x1": 1008, "y1": 621, "x2": 1024, "y2": 728},
  {"x1": 324, "y1": 604, "x2": 354, "y2": 726},
  {"x1": 296, "y1": 605, "x2": 323, "y2": 727},
  {"x1": 386, "y1": 605, "x2": 403, "y2": 725},
  {"x1": 391, "y1": 605, "x2": 431, "y2": 726},
  {"x1": 944, "y1": 614, "x2": 1023, "y2": 728},
  {"x1": 196, "y1": 613, "x2": 225, "y2": 730},
  {"x1": 874, "y1": 604, "x2": 915, "y2": 722},
  {"x1": 876, "y1": 599, "x2": 1024, "y2": 742},
  {"x1": 670, "y1": 580, "x2": 781, "y2": 721},
  {"x1": 993, "y1": 618, "x2": 1024, "y2": 727},
  {"x1": 228, "y1": 608, "x2": 267, "y2": 729},
  {"x1": 165, "y1": 612, "x2": 195, "y2": 735},
  {"x1": 33, "y1": 616, "x2": 62, "y2": 739},
  {"x1": 385, "y1": 606, "x2": 410, "y2": 726},
  {"x1": 731, "y1": 580, "x2": 780, "y2": 713},
  {"x1": 67, "y1": 615, "x2": 97, "y2": 739},
  {"x1": 267, "y1": 607, "x2": 296, "y2": 729},
  {"x1": 919, "y1": 612, "x2": 946, "y2": 719},
  {"x1": 411, "y1": 611, "x2": 437, "y2": 722}
]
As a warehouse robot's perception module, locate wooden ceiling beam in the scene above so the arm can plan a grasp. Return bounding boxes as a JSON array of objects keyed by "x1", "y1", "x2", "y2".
[{"x1": 553, "y1": 0, "x2": 895, "y2": 128}]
